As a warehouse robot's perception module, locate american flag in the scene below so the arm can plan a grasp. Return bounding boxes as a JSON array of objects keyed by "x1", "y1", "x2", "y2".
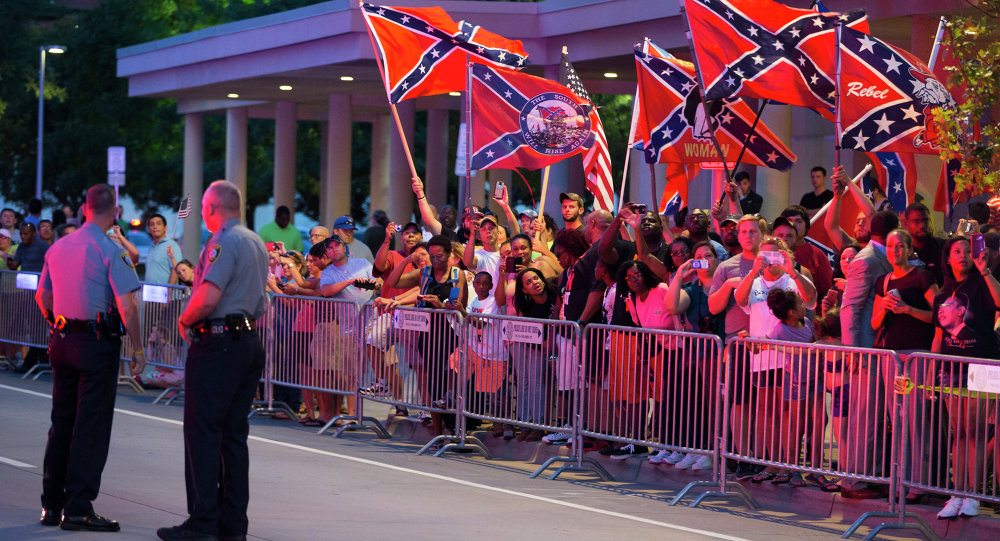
[
  {"x1": 559, "y1": 50, "x2": 614, "y2": 212},
  {"x1": 176, "y1": 193, "x2": 191, "y2": 219}
]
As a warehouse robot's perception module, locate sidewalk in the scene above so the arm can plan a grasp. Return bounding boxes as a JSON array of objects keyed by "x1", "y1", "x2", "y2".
[{"x1": 380, "y1": 414, "x2": 999, "y2": 540}]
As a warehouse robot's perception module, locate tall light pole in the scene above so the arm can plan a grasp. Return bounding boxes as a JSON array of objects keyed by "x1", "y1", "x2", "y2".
[{"x1": 36, "y1": 45, "x2": 67, "y2": 200}]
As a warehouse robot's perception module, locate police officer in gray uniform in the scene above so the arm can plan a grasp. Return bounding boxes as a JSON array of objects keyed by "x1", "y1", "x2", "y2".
[
  {"x1": 158, "y1": 180, "x2": 268, "y2": 541},
  {"x1": 35, "y1": 184, "x2": 146, "y2": 532}
]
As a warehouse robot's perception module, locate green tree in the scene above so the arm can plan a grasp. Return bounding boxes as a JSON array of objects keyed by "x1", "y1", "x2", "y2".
[{"x1": 934, "y1": 0, "x2": 1000, "y2": 198}]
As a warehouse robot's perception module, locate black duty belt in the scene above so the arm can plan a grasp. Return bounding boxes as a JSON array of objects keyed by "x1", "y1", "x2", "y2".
[
  {"x1": 191, "y1": 315, "x2": 256, "y2": 341},
  {"x1": 54, "y1": 317, "x2": 98, "y2": 333}
]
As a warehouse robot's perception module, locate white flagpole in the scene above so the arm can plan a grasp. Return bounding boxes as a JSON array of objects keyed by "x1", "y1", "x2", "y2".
[
  {"x1": 927, "y1": 16, "x2": 947, "y2": 70},
  {"x1": 834, "y1": 20, "x2": 843, "y2": 168}
]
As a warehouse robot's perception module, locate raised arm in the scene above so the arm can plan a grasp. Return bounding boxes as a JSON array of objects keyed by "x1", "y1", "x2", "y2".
[{"x1": 411, "y1": 177, "x2": 442, "y2": 235}]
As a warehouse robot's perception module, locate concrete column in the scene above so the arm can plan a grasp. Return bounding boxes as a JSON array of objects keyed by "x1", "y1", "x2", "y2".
[
  {"x1": 319, "y1": 120, "x2": 330, "y2": 226},
  {"x1": 274, "y1": 100, "x2": 297, "y2": 221},
  {"x1": 326, "y1": 94, "x2": 352, "y2": 223},
  {"x1": 759, "y1": 104, "x2": 792, "y2": 220},
  {"x1": 225, "y1": 107, "x2": 248, "y2": 220},
  {"x1": 425, "y1": 108, "x2": 449, "y2": 208},
  {"x1": 182, "y1": 112, "x2": 204, "y2": 261},
  {"x1": 387, "y1": 100, "x2": 415, "y2": 223},
  {"x1": 369, "y1": 115, "x2": 391, "y2": 219}
]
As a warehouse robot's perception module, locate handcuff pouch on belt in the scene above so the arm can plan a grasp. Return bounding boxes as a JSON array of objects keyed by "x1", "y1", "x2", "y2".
[{"x1": 192, "y1": 314, "x2": 254, "y2": 343}]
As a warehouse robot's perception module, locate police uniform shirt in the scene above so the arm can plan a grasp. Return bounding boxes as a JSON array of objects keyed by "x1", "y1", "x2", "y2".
[
  {"x1": 39, "y1": 222, "x2": 141, "y2": 320},
  {"x1": 195, "y1": 218, "x2": 268, "y2": 321}
]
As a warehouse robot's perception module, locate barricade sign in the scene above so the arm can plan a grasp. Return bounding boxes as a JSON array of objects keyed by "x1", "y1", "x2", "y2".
[
  {"x1": 16, "y1": 273, "x2": 38, "y2": 290},
  {"x1": 142, "y1": 284, "x2": 170, "y2": 304},
  {"x1": 503, "y1": 320, "x2": 544, "y2": 344},
  {"x1": 393, "y1": 309, "x2": 430, "y2": 332}
]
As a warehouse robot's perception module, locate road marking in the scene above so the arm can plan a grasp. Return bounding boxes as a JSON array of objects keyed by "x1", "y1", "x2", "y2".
[
  {"x1": 0, "y1": 456, "x2": 35, "y2": 468},
  {"x1": 2, "y1": 383, "x2": 748, "y2": 541}
]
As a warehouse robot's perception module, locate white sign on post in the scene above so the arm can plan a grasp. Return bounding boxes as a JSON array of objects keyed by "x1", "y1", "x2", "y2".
[
  {"x1": 108, "y1": 146, "x2": 126, "y2": 186},
  {"x1": 968, "y1": 364, "x2": 1000, "y2": 395},
  {"x1": 393, "y1": 310, "x2": 430, "y2": 332},
  {"x1": 142, "y1": 284, "x2": 169, "y2": 304},
  {"x1": 503, "y1": 320, "x2": 544, "y2": 344},
  {"x1": 16, "y1": 273, "x2": 39, "y2": 290},
  {"x1": 454, "y1": 122, "x2": 477, "y2": 178}
]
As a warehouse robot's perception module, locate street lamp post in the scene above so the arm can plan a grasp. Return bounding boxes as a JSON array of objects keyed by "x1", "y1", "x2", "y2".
[{"x1": 36, "y1": 45, "x2": 66, "y2": 201}]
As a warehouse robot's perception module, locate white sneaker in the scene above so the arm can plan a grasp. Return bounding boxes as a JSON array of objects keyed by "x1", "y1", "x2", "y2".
[
  {"x1": 648, "y1": 449, "x2": 671, "y2": 464},
  {"x1": 542, "y1": 426, "x2": 572, "y2": 444},
  {"x1": 938, "y1": 497, "x2": 964, "y2": 520},
  {"x1": 675, "y1": 453, "x2": 699, "y2": 469},
  {"x1": 664, "y1": 451, "x2": 686, "y2": 464},
  {"x1": 691, "y1": 455, "x2": 713, "y2": 471},
  {"x1": 959, "y1": 498, "x2": 979, "y2": 518}
]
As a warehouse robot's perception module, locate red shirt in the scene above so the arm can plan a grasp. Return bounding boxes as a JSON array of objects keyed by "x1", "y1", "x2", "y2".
[
  {"x1": 794, "y1": 242, "x2": 833, "y2": 300},
  {"x1": 376, "y1": 250, "x2": 424, "y2": 300}
]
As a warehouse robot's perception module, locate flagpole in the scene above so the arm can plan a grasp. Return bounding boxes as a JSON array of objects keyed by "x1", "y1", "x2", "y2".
[
  {"x1": 715, "y1": 98, "x2": 769, "y2": 209},
  {"x1": 927, "y1": 16, "x2": 947, "y2": 70},
  {"x1": 647, "y1": 162, "x2": 658, "y2": 209},
  {"x1": 678, "y1": 1, "x2": 735, "y2": 192},
  {"x1": 619, "y1": 86, "x2": 641, "y2": 213},
  {"x1": 359, "y1": 1, "x2": 420, "y2": 181},
  {"x1": 466, "y1": 53, "x2": 474, "y2": 211},
  {"x1": 535, "y1": 167, "x2": 550, "y2": 241},
  {"x1": 834, "y1": 20, "x2": 843, "y2": 168}
]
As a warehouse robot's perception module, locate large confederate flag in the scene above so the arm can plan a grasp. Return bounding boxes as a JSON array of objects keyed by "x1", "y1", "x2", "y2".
[
  {"x1": 360, "y1": 2, "x2": 528, "y2": 103},
  {"x1": 470, "y1": 62, "x2": 596, "y2": 171},
  {"x1": 683, "y1": 0, "x2": 868, "y2": 111}
]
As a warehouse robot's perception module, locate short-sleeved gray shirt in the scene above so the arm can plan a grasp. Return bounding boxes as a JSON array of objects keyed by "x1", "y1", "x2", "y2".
[
  {"x1": 709, "y1": 253, "x2": 756, "y2": 337},
  {"x1": 39, "y1": 222, "x2": 141, "y2": 320},
  {"x1": 194, "y1": 218, "x2": 268, "y2": 321}
]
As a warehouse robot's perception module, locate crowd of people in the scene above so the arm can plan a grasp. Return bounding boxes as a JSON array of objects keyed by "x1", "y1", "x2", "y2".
[{"x1": 6, "y1": 163, "x2": 1000, "y2": 520}]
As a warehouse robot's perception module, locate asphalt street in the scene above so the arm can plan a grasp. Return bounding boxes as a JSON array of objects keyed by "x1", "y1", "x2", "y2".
[{"x1": 0, "y1": 371, "x2": 852, "y2": 541}]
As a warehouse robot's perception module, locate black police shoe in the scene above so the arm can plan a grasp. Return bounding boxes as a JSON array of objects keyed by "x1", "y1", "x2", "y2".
[
  {"x1": 39, "y1": 508, "x2": 62, "y2": 526},
  {"x1": 156, "y1": 524, "x2": 217, "y2": 540},
  {"x1": 60, "y1": 513, "x2": 121, "y2": 532}
]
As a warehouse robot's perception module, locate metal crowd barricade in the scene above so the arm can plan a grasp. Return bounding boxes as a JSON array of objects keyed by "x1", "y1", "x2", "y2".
[
  {"x1": 695, "y1": 336, "x2": 936, "y2": 538},
  {"x1": 577, "y1": 324, "x2": 723, "y2": 486},
  {"x1": 356, "y1": 303, "x2": 481, "y2": 453},
  {"x1": 847, "y1": 351, "x2": 1000, "y2": 540},
  {"x1": 460, "y1": 313, "x2": 598, "y2": 473},
  {"x1": 256, "y1": 294, "x2": 386, "y2": 437},
  {"x1": 0, "y1": 270, "x2": 53, "y2": 378},
  {"x1": 137, "y1": 283, "x2": 191, "y2": 403}
]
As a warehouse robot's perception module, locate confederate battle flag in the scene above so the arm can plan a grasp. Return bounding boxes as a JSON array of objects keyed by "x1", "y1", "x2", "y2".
[
  {"x1": 360, "y1": 2, "x2": 528, "y2": 103},
  {"x1": 634, "y1": 42, "x2": 796, "y2": 170},
  {"x1": 682, "y1": 0, "x2": 868, "y2": 111},
  {"x1": 838, "y1": 26, "x2": 954, "y2": 154},
  {"x1": 470, "y1": 62, "x2": 596, "y2": 172}
]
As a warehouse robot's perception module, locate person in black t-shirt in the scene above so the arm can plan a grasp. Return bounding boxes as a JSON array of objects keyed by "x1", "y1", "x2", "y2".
[
  {"x1": 872, "y1": 229, "x2": 939, "y2": 351},
  {"x1": 903, "y1": 202, "x2": 945, "y2": 285},
  {"x1": 799, "y1": 166, "x2": 834, "y2": 219},
  {"x1": 932, "y1": 288, "x2": 995, "y2": 519}
]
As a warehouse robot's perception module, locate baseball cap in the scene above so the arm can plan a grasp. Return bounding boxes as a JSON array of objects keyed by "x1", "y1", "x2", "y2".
[
  {"x1": 0, "y1": 228, "x2": 10, "y2": 239},
  {"x1": 333, "y1": 215, "x2": 356, "y2": 230},
  {"x1": 518, "y1": 209, "x2": 539, "y2": 220},
  {"x1": 479, "y1": 214, "x2": 499, "y2": 227},
  {"x1": 326, "y1": 234, "x2": 350, "y2": 256},
  {"x1": 772, "y1": 216, "x2": 794, "y2": 232},
  {"x1": 400, "y1": 221, "x2": 421, "y2": 234},
  {"x1": 720, "y1": 214, "x2": 741, "y2": 226},
  {"x1": 559, "y1": 192, "x2": 584, "y2": 206}
]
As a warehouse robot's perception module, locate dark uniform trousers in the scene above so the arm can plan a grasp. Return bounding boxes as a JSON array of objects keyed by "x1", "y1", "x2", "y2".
[
  {"x1": 41, "y1": 331, "x2": 121, "y2": 516},
  {"x1": 183, "y1": 330, "x2": 265, "y2": 536}
]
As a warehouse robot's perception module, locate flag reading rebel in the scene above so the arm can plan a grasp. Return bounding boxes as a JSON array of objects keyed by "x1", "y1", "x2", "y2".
[{"x1": 838, "y1": 26, "x2": 954, "y2": 154}]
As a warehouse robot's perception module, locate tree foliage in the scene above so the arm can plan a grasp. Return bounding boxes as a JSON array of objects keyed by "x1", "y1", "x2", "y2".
[{"x1": 934, "y1": 0, "x2": 1000, "y2": 198}]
